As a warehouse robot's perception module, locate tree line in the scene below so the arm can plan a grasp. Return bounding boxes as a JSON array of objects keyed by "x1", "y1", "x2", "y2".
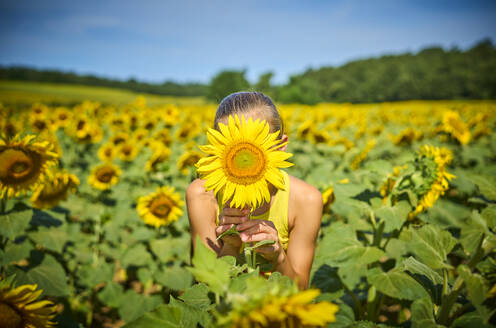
[{"x1": 1, "y1": 39, "x2": 495, "y2": 104}]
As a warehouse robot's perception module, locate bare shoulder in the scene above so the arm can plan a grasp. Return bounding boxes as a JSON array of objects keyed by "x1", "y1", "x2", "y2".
[
  {"x1": 288, "y1": 175, "x2": 323, "y2": 207},
  {"x1": 186, "y1": 179, "x2": 217, "y2": 205},
  {"x1": 287, "y1": 175, "x2": 323, "y2": 229}
]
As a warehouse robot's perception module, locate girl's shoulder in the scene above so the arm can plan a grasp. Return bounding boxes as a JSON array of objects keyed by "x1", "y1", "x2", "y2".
[
  {"x1": 287, "y1": 174, "x2": 323, "y2": 207},
  {"x1": 186, "y1": 179, "x2": 217, "y2": 207}
]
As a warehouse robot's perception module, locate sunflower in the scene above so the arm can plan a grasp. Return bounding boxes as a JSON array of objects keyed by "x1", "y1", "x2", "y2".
[
  {"x1": 145, "y1": 144, "x2": 171, "y2": 172},
  {"x1": 442, "y1": 111, "x2": 471, "y2": 145},
  {"x1": 97, "y1": 143, "x2": 116, "y2": 162},
  {"x1": 88, "y1": 163, "x2": 121, "y2": 190},
  {"x1": 409, "y1": 145, "x2": 455, "y2": 219},
  {"x1": 0, "y1": 275, "x2": 57, "y2": 328},
  {"x1": 0, "y1": 134, "x2": 59, "y2": 199},
  {"x1": 350, "y1": 139, "x2": 376, "y2": 170},
  {"x1": 51, "y1": 107, "x2": 72, "y2": 129},
  {"x1": 30, "y1": 170, "x2": 79, "y2": 209},
  {"x1": 224, "y1": 289, "x2": 338, "y2": 328},
  {"x1": 137, "y1": 186, "x2": 184, "y2": 228},
  {"x1": 132, "y1": 128, "x2": 149, "y2": 144},
  {"x1": 322, "y1": 186, "x2": 335, "y2": 212},
  {"x1": 174, "y1": 120, "x2": 201, "y2": 142},
  {"x1": 196, "y1": 114, "x2": 293, "y2": 209},
  {"x1": 109, "y1": 132, "x2": 129, "y2": 147},
  {"x1": 177, "y1": 150, "x2": 204, "y2": 175},
  {"x1": 117, "y1": 141, "x2": 139, "y2": 162}
]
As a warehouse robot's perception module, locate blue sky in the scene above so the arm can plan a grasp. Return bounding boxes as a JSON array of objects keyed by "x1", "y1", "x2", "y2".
[{"x1": 1, "y1": 0, "x2": 495, "y2": 84}]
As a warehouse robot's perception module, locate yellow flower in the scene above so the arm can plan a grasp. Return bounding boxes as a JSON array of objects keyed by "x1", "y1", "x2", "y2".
[
  {"x1": 196, "y1": 114, "x2": 293, "y2": 209},
  {"x1": 137, "y1": 186, "x2": 184, "y2": 228},
  {"x1": 117, "y1": 141, "x2": 139, "y2": 162},
  {"x1": 442, "y1": 111, "x2": 471, "y2": 145},
  {"x1": 88, "y1": 163, "x2": 121, "y2": 190},
  {"x1": 97, "y1": 143, "x2": 116, "y2": 162},
  {"x1": 0, "y1": 276, "x2": 57, "y2": 328},
  {"x1": 228, "y1": 289, "x2": 338, "y2": 328},
  {"x1": 351, "y1": 139, "x2": 376, "y2": 170},
  {"x1": 109, "y1": 132, "x2": 129, "y2": 147},
  {"x1": 177, "y1": 150, "x2": 204, "y2": 175},
  {"x1": 409, "y1": 145, "x2": 456, "y2": 219},
  {"x1": 146, "y1": 144, "x2": 171, "y2": 172},
  {"x1": 0, "y1": 134, "x2": 59, "y2": 199},
  {"x1": 51, "y1": 107, "x2": 72, "y2": 129},
  {"x1": 30, "y1": 170, "x2": 79, "y2": 209},
  {"x1": 322, "y1": 186, "x2": 335, "y2": 212}
]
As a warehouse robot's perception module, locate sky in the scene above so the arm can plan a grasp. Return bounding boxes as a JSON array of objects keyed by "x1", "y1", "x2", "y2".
[{"x1": 1, "y1": 0, "x2": 495, "y2": 84}]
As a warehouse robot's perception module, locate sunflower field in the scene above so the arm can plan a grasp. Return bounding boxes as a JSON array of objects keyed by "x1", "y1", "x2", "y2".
[{"x1": 0, "y1": 96, "x2": 495, "y2": 328}]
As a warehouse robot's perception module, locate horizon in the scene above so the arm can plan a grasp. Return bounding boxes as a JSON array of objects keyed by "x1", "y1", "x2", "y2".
[{"x1": 1, "y1": 0, "x2": 495, "y2": 84}]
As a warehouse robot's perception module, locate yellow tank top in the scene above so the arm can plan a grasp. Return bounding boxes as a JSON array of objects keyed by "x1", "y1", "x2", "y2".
[{"x1": 215, "y1": 171, "x2": 290, "y2": 250}]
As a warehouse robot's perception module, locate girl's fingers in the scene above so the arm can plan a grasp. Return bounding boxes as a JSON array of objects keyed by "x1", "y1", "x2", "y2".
[
  {"x1": 253, "y1": 245, "x2": 277, "y2": 254},
  {"x1": 222, "y1": 207, "x2": 250, "y2": 217},
  {"x1": 240, "y1": 232, "x2": 274, "y2": 243},
  {"x1": 215, "y1": 224, "x2": 234, "y2": 235},
  {"x1": 218, "y1": 215, "x2": 249, "y2": 225},
  {"x1": 236, "y1": 219, "x2": 275, "y2": 232}
]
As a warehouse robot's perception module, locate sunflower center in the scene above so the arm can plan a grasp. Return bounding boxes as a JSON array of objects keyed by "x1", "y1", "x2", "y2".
[
  {"x1": 150, "y1": 197, "x2": 173, "y2": 218},
  {"x1": 224, "y1": 142, "x2": 266, "y2": 185},
  {"x1": 0, "y1": 149, "x2": 36, "y2": 181},
  {"x1": 0, "y1": 302, "x2": 22, "y2": 328},
  {"x1": 97, "y1": 168, "x2": 116, "y2": 183}
]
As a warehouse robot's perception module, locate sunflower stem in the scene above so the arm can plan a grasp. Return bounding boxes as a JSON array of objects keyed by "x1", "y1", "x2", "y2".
[{"x1": 0, "y1": 194, "x2": 7, "y2": 214}]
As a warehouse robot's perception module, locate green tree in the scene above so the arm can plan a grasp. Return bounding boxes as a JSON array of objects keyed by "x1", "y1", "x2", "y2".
[{"x1": 207, "y1": 70, "x2": 250, "y2": 102}]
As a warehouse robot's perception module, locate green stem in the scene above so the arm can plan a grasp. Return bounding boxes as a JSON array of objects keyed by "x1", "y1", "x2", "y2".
[
  {"x1": 343, "y1": 283, "x2": 363, "y2": 320},
  {"x1": 437, "y1": 236, "x2": 484, "y2": 325},
  {"x1": 373, "y1": 221, "x2": 385, "y2": 247},
  {"x1": 0, "y1": 194, "x2": 7, "y2": 214},
  {"x1": 442, "y1": 269, "x2": 449, "y2": 296}
]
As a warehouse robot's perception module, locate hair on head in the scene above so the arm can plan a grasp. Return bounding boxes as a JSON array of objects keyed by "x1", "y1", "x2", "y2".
[{"x1": 214, "y1": 91, "x2": 284, "y2": 138}]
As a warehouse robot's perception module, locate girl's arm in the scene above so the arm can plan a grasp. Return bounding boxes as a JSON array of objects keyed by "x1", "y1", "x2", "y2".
[
  {"x1": 186, "y1": 179, "x2": 248, "y2": 257},
  {"x1": 236, "y1": 181, "x2": 323, "y2": 289}
]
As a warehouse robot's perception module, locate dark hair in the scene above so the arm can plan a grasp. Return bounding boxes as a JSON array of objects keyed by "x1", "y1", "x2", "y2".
[{"x1": 214, "y1": 92, "x2": 284, "y2": 138}]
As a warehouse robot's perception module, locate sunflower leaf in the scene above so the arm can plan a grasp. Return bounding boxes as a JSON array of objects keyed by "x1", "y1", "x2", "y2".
[
  {"x1": 216, "y1": 225, "x2": 240, "y2": 241},
  {"x1": 245, "y1": 239, "x2": 275, "y2": 251}
]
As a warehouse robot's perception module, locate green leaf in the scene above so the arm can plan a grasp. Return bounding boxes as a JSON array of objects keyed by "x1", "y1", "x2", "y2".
[
  {"x1": 1, "y1": 240, "x2": 33, "y2": 266},
  {"x1": 311, "y1": 264, "x2": 343, "y2": 293},
  {"x1": 401, "y1": 225, "x2": 457, "y2": 269},
  {"x1": 186, "y1": 236, "x2": 230, "y2": 294},
  {"x1": 245, "y1": 239, "x2": 275, "y2": 250},
  {"x1": 374, "y1": 200, "x2": 411, "y2": 233},
  {"x1": 14, "y1": 254, "x2": 70, "y2": 297},
  {"x1": 121, "y1": 243, "x2": 153, "y2": 268},
  {"x1": 402, "y1": 256, "x2": 443, "y2": 285},
  {"x1": 0, "y1": 208, "x2": 33, "y2": 239},
  {"x1": 481, "y1": 205, "x2": 496, "y2": 229},
  {"x1": 327, "y1": 303, "x2": 355, "y2": 328},
  {"x1": 466, "y1": 173, "x2": 496, "y2": 200},
  {"x1": 179, "y1": 283, "x2": 212, "y2": 311},
  {"x1": 98, "y1": 281, "x2": 125, "y2": 308},
  {"x1": 154, "y1": 266, "x2": 193, "y2": 291},
  {"x1": 367, "y1": 267, "x2": 429, "y2": 301},
  {"x1": 451, "y1": 312, "x2": 494, "y2": 328},
  {"x1": 149, "y1": 237, "x2": 190, "y2": 263},
  {"x1": 118, "y1": 290, "x2": 163, "y2": 323},
  {"x1": 78, "y1": 262, "x2": 114, "y2": 288},
  {"x1": 169, "y1": 297, "x2": 212, "y2": 328},
  {"x1": 319, "y1": 222, "x2": 385, "y2": 266},
  {"x1": 411, "y1": 297, "x2": 441, "y2": 328},
  {"x1": 457, "y1": 265, "x2": 493, "y2": 322},
  {"x1": 460, "y1": 211, "x2": 490, "y2": 255},
  {"x1": 216, "y1": 225, "x2": 240, "y2": 240},
  {"x1": 29, "y1": 227, "x2": 68, "y2": 253},
  {"x1": 123, "y1": 304, "x2": 183, "y2": 328}
]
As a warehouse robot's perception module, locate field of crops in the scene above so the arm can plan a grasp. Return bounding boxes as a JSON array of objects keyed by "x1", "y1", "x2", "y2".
[{"x1": 0, "y1": 94, "x2": 495, "y2": 327}]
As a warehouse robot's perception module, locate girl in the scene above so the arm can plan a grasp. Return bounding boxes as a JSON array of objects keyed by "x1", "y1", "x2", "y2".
[{"x1": 186, "y1": 91, "x2": 323, "y2": 289}]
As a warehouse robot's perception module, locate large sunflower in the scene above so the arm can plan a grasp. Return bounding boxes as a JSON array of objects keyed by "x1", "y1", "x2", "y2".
[
  {"x1": 88, "y1": 163, "x2": 121, "y2": 190},
  {"x1": 137, "y1": 186, "x2": 183, "y2": 228},
  {"x1": 196, "y1": 114, "x2": 293, "y2": 209},
  {"x1": 223, "y1": 289, "x2": 338, "y2": 328},
  {"x1": 0, "y1": 134, "x2": 59, "y2": 199},
  {"x1": 30, "y1": 170, "x2": 80, "y2": 209},
  {"x1": 0, "y1": 276, "x2": 57, "y2": 328}
]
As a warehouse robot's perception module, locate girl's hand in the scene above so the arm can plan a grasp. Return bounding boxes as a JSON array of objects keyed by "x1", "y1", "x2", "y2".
[
  {"x1": 216, "y1": 206, "x2": 250, "y2": 249},
  {"x1": 236, "y1": 219, "x2": 283, "y2": 264}
]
